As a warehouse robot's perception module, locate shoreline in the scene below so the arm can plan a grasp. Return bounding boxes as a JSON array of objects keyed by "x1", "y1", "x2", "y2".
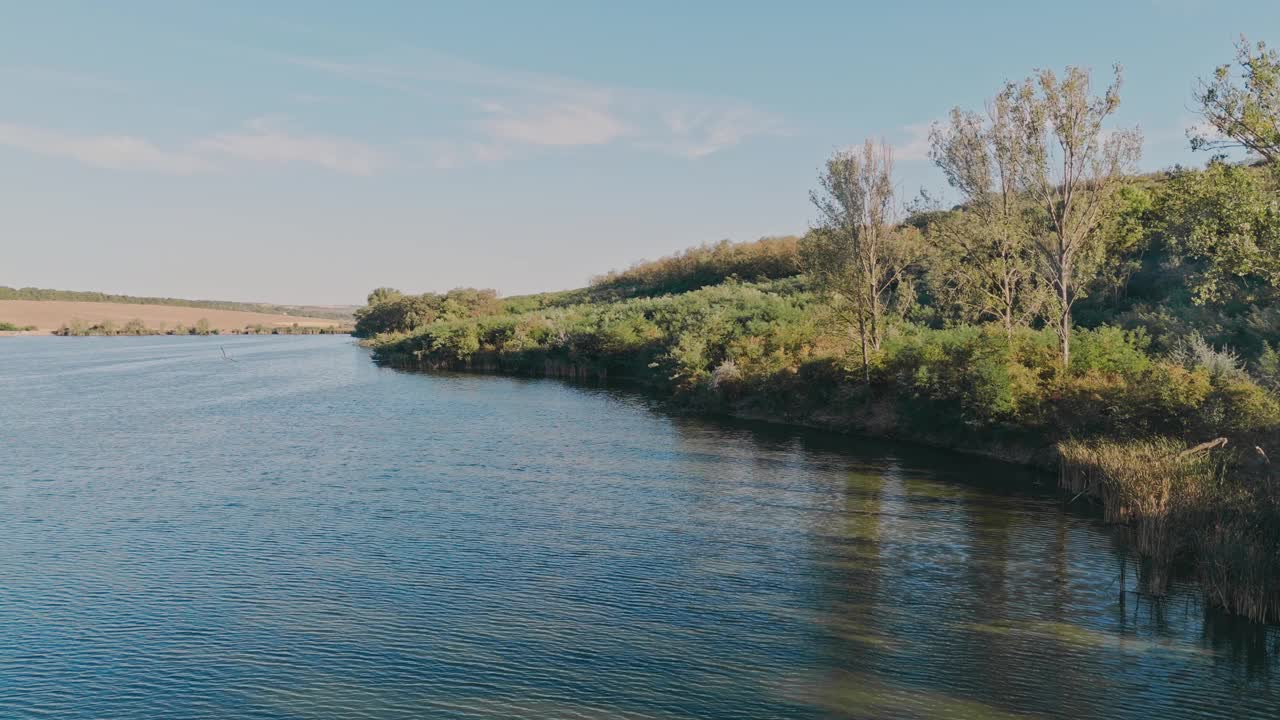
[
  {"x1": 373, "y1": 352, "x2": 1049, "y2": 469},
  {"x1": 369, "y1": 349, "x2": 1280, "y2": 624}
]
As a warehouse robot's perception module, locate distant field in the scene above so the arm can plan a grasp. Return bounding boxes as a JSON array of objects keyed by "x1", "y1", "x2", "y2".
[
  {"x1": 0, "y1": 286, "x2": 356, "y2": 321},
  {"x1": 0, "y1": 300, "x2": 342, "y2": 334}
]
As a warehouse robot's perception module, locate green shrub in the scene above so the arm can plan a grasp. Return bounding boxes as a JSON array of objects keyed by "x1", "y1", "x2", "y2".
[{"x1": 1070, "y1": 326, "x2": 1151, "y2": 376}]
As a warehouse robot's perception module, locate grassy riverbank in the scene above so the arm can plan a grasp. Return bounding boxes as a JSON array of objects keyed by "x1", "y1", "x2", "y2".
[
  {"x1": 358, "y1": 233, "x2": 1280, "y2": 620},
  {"x1": 365, "y1": 268, "x2": 1278, "y2": 463},
  {"x1": 356, "y1": 43, "x2": 1280, "y2": 620}
]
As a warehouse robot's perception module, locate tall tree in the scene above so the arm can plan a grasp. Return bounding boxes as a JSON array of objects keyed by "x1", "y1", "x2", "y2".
[
  {"x1": 804, "y1": 140, "x2": 920, "y2": 381},
  {"x1": 1009, "y1": 65, "x2": 1143, "y2": 367},
  {"x1": 1193, "y1": 37, "x2": 1280, "y2": 166},
  {"x1": 928, "y1": 95, "x2": 1043, "y2": 334}
]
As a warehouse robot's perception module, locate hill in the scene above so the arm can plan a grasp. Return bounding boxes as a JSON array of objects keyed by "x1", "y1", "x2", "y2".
[{"x1": 0, "y1": 300, "x2": 346, "y2": 335}]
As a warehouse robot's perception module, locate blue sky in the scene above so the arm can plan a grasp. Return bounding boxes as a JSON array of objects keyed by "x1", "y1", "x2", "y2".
[{"x1": 2, "y1": 1, "x2": 1275, "y2": 304}]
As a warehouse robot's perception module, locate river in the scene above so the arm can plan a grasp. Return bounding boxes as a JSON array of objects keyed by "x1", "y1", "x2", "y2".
[{"x1": 1, "y1": 335, "x2": 1276, "y2": 718}]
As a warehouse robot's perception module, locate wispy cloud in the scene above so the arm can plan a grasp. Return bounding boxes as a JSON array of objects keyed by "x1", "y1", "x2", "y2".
[
  {"x1": 0, "y1": 123, "x2": 209, "y2": 174},
  {"x1": 893, "y1": 122, "x2": 935, "y2": 163},
  {"x1": 482, "y1": 103, "x2": 629, "y2": 147},
  {"x1": 289, "y1": 50, "x2": 785, "y2": 166},
  {"x1": 3, "y1": 52, "x2": 783, "y2": 175},
  {"x1": 195, "y1": 117, "x2": 387, "y2": 175},
  {"x1": 413, "y1": 139, "x2": 509, "y2": 170},
  {"x1": 655, "y1": 107, "x2": 783, "y2": 158},
  {"x1": 0, "y1": 118, "x2": 385, "y2": 175}
]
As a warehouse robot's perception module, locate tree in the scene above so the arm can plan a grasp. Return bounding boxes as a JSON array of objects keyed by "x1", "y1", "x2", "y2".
[
  {"x1": 804, "y1": 139, "x2": 921, "y2": 381},
  {"x1": 928, "y1": 96, "x2": 1044, "y2": 334},
  {"x1": 353, "y1": 294, "x2": 439, "y2": 337},
  {"x1": 1193, "y1": 37, "x2": 1280, "y2": 166},
  {"x1": 1008, "y1": 65, "x2": 1143, "y2": 367},
  {"x1": 366, "y1": 287, "x2": 404, "y2": 305},
  {"x1": 1155, "y1": 160, "x2": 1280, "y2": 305}
]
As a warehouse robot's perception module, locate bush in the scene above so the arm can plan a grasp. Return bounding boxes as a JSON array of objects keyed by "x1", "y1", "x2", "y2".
[
  {"x1": 1070, "y1": 326, "x2": 1151, "y2": 376},
  {"x1": 879, "y1": 326, "x2": 1018, "y2": 435},
  {"x1": 591, "y1": 236, "x2": 802, "y2": 296}
]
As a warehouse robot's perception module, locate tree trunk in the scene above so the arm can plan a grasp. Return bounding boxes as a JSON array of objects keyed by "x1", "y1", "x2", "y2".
[
  {"x1": 1058, "y1": 283, "x2": 1072, "y2": 369},
  {"x1": 858, "y1": 314, "x2": 871, "y2": 384},
  {"x1": 1003, "y1": 274, "x2": 1015, "y2": 338},
  {"x1": 868, "y1": 282, "x2": 882, "y2": 352}
]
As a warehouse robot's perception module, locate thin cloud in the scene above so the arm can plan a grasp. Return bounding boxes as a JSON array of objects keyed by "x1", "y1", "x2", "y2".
[
  {"x1": 290, "y1": 50, "x2": 785, "y2": 166},
  {"x1": 894, "y1": 122, "x2": 934, "y2": 163},
  {"x1": 195, "y1": 117, "x2": 388, "y2": 175},
  {"x1": 415, "y1": 139, "x2": 509, "y2": 169},
  {"x1": 483, "y1": 103, "x2": 629, "y2": 147},
  {"x1": 0, "y1": 123, "x2": 208, "y2": 174},
  {"x1": 0, "y1": 118, "x2": 387, "y2": 176},
  {"x1": 657, "y1": 106, "x2": 784, "y2": 158}
]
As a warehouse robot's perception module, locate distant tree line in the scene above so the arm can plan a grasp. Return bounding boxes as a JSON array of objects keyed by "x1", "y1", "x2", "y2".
[{"x1": 53, "y1": 317, "x2": 349, "y2": 336}]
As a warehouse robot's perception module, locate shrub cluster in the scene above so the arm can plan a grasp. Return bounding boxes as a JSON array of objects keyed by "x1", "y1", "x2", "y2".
[{"x1": 590, "y1": 237, "x2": 802, "y2": 297}]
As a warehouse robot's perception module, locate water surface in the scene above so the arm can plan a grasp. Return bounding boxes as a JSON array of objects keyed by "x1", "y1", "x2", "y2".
[{"x1": 1, "y1": 335, "x2": 1276, "y2": 718}]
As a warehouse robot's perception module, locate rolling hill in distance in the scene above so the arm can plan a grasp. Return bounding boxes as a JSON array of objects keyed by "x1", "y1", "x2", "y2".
[{"x1": 0, "y1": 286, "x2": 356, "y2": 334}]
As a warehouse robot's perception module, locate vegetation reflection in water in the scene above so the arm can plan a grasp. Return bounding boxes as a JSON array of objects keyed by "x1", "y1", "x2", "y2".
[{"x1": 1, "y1": 336, "x2": 1278, "y2": 719}]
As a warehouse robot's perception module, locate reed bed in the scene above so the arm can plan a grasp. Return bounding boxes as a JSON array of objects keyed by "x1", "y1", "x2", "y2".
[{"x1": 1059, "y1": 437, "x2": 1280, "y2": 622}]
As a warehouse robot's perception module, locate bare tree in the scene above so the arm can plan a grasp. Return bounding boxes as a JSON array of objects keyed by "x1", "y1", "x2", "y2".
[
  {"x1": 928, "y1": 93, "x2": 1044, "y2": 335},
  {"x1": 804, "y1": 139, "x2": 921, "y2": 381},
  {"x1": 1008, "y1": 65, "x2": 1142, "y2": 367}
]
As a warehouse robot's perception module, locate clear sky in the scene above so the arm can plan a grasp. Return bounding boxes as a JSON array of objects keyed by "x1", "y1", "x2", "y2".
[{"x1": 2, "y1": 1, "x2": 1276, "y2": 304}]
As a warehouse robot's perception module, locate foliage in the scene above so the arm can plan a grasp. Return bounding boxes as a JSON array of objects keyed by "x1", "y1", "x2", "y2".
[
  {"x1": 353, "y1": 287, "x2": 500, "y2": 337},
  {"x1": 1194, "y1": 37, "x2": 1280, "y2": 165},
  {"x1": 1153, "y1": 160, "x2": 1280, "y2": 305},
  {"x1": 1007, "y1": 65, "x2": 1144, "y2": 367},
  {"x1": 591, "y1": 236, "x2": 801, "y2": 296},
  {"x1": 928, "y1": 100, "x2": 1045, "y2": 332},
  {"x1": 805, "y1": 140, "x2": 922, "y2": 379}
]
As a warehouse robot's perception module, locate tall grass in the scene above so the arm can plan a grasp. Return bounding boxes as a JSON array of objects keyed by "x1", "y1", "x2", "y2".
[
  {"x1": 1197, "y1": 505, "x2": 1280, "y2": 624},
  {"x1": 1060, "y1": 437, "x2": 1280, "y2": 621}
]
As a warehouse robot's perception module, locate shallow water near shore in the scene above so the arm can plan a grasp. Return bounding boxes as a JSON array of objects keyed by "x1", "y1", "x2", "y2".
[{"x1": 2, "y1": 335, "x2": 1277, "y2": 719}]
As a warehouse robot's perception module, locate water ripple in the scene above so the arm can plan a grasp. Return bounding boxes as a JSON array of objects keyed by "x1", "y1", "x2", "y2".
[{"x1": 0, "y1": 335, "x2": 1277, "y2": 719}]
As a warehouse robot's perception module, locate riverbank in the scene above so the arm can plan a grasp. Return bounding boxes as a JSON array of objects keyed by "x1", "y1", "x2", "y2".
[
  {"x1": 356, "y1": 242, "x2": 1280, "y2": 623},
  {"x1": 373, "y1": 342, "x2": 1280, "y2": 623},
  {"x1": 372, "y1": 347, "x2": 1047, "y2": 467}
]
